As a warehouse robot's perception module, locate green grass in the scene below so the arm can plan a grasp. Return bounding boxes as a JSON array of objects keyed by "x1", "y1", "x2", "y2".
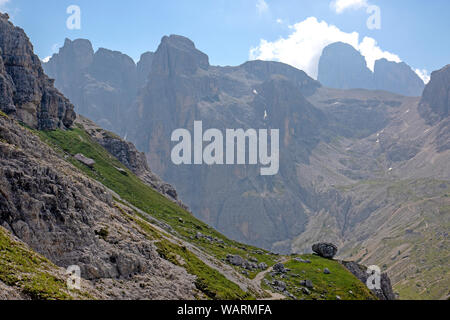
[
  {"x1": 0, "y1": 227, "x2": 78, "y2": 300},
  {"x1": 114, "y1": 204, "x2": 253, "y2": 299},
  {"x1": 38, "y1": 126, "x2": 277, "y2": 277},
  {"x1": 156, "y1": 240, "x2": 252, "y2": 300},
  {"x1": 0, "y1": 110, "x2": 8, "y2": 118},
  {"x1": 263, "y1": 254, "x2": 376, "y2": 300}
]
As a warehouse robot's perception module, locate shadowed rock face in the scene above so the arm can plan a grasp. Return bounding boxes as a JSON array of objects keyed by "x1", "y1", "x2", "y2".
[
  {"x1": 43, "y1": 39, "x2": 152, "y2": 135},
  {"x1": 318, "y1": 42, "x2": 424, "y2": 97},
  {"x1": 374, "y1": 59, "x2": 425, "y2": 97},
  {"x1": 0, "y1": 13, "x2": 75, "y2": 130},
  {"x1": 318, "y1": 42, "x2": 374, "y2": 91},
  {"x1": 419, "y1": 64, "x2": 450, "y2": 124},
  {"x1": 127, "y1": 34, "x2": 324, "y2": 250},
  {"x1": 137, "y1": 51, "x2": 154, "y2": 87}
]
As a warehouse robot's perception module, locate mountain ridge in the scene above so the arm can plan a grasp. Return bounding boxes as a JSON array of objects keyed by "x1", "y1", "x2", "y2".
[{"x1": 318, "y1": 42, "x2": 425, "y2": 97}]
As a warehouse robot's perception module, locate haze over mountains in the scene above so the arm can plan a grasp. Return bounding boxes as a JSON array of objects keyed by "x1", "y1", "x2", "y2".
[
  {"x1": 318, "y1": 42, "x2": 425, "y2": 96},
  {"x1": 1, "y1": 12, "x2": 401, "y2": 301},
  {"x1": 41, "y1": 33, "x2": 450, "y2": 300}
]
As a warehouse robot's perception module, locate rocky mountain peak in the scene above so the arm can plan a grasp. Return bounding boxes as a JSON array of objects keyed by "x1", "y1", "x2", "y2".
[
  {"x1": 419, "y1": 64, "x2": 450, "y2": 124},
  {"x1": 374, "y1": 58, "x2": 424, "y2": 96},
  {"x1": 151, "y1": 34, "x2": 209, "y2": 76},
  {"x1": 318, "y1": 42, "x2": 374, "y2": 90},
  {"x1": 0, "y1": 12, "x2": 75, "y2": 130},
  {"x1": 137, "y1": 51, "x2": 155, "y2": 87},
  {"x1": 90, "y1": 47, "x2": 137, "y2": 91},
  {"x1": 318, "y1": 42, "x2": 425, "y2": 96}
]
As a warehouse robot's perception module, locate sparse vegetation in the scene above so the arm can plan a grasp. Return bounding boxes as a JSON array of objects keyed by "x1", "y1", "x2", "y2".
[
  {"x1": 263, "y1": 254, "x2": 376, "y2": 300},
  {"x1": 0, "y1": 227, "x2": 80, "y2": 300}
]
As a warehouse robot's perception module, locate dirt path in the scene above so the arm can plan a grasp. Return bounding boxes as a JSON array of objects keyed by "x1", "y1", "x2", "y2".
[{"x1": 252, "y1": 257, "x2": 291, "y2": 300}]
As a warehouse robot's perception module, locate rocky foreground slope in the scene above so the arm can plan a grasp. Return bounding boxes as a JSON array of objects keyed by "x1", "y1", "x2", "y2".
[{"x1": 0, "y1": 12, "x2": 395, "y2": 300}]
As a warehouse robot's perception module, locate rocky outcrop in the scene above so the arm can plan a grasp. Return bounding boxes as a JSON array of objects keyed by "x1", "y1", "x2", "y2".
[
  {"x1": 312, "y1": 243, "x2": 338, "y2": 259},
  {"x1": 419, "y1": 64, "x2": 450, "y2": 124},
  {"x1": 0, "y1": 13, "x2": 75, "y2": 130},
  {"x1": 75, "y1": 115, "x2": 186, "y2": 207},
  {"x1": 318, "y1": 42, "x2": 424, "y2": 96},
  {"x1": 151, "y1": 35, "x2": 209, "y2": 76},
  {"x1": 0, "y1": 111, "x2": 196, "y2": 300},
  {"x1": 374, "y1": 59, "x2": 425, "y2": 96},
  {"x1": 341, "y1": 261, "x2": 396, "y2": 300}
]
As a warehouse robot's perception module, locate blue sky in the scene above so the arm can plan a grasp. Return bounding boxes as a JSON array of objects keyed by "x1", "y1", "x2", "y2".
[{"x1": 2, "y1": 0, "x2": 449, "y2": 81}]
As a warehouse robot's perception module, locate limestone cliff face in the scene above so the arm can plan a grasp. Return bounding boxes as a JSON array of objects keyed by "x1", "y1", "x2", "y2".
[
  {"x1": 0, "y1": 13, "x2": 75, "y2": 130},
  {"x1": 137, "y1": 51, "x2": 154, "y2": 87},
  {"x1": 419, "y1": 64, "x2": 450, "y2": 124},
  {"x1": 128, "y1": 35, "x2": 325, "y2": 250},
  {"x1": 44, "y1": 39, "x2": 147, "y2": 135},
  {"x1": 318, "y1": 42, "x2": 374, "y2": 91},
  {"x1": 374, "y1": 59, "x2": 425, "y2": 97}
]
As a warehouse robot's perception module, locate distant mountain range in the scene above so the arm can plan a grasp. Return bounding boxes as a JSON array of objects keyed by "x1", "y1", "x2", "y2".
[
  {"x1": 318, "y1": 42, "x2": 425, "y2": 96},
  {"x1": 40, "y1": 33, "x2": 450, "y2": 300}
]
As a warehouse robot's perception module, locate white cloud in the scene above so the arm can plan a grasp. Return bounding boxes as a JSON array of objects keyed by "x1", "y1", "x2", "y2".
[
  {"x1": 249, "y1": 17, "x2": 401, "y2": 79},
  {"x1": 358, "y1": 37, "x2": 401, "y2": 71},
  {"x1": 414, "y1": 69, "x2": 430, "y2": 84},
  {"x1": 0, "y1": 0, "x2": 10, "y2": 9},
  {"x1": 42, "y1": 56, "x2": 51, "y2": 63},
  {"x1": 276, "y1": 18, "x2": 283, "y2": 24},
  {"x1": 331, "y1": 0, "x2": 369, "y2": 14},
  {"x1": 256, "y1": 0, "x2": 269, "y2": 14}
]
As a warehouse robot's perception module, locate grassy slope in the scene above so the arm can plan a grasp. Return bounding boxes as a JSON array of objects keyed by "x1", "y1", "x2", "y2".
[
  {"x1": 38, "y1": 126, "x2": 262, "y2": 299},
  {"x1": 0, "y1": 227, "x2": 90, "y2": 300},
  {"x1": 36, "y1": 126, "x2": 379, "y2": 300},
  {"x1": 263, "y1": 254, "x2": 376, "y2": 300}
]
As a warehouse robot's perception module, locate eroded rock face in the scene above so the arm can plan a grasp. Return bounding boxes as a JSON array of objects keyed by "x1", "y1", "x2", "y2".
[
  {"x1": 0, "y1": 13, "x2": 75, "y2": 130},
  {"x1": 312, "y1": 243, "x2": 338, "y2": 259},
  {"x1": 419, "y1": 64, "x2": 450, "y2": 124},
  {"x1": 0, "y1": 114, "x2": 196, "y2": 300},
  {"x1": 43, "y1": 39, "x2": 146, "y2": 135}
]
